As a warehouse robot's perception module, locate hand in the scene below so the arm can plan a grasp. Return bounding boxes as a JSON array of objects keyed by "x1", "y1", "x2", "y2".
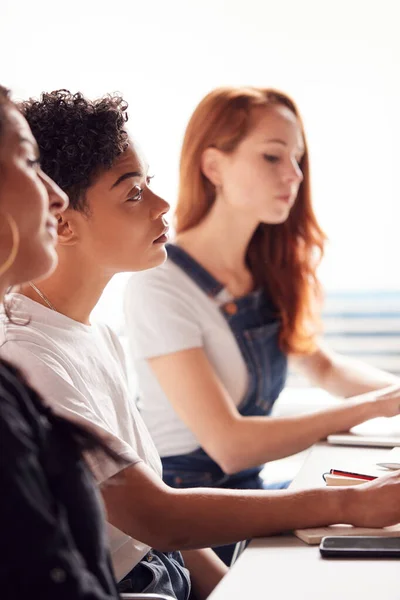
[{"x1": 346, "y1": 470, "x2": 400, "y2": 528}]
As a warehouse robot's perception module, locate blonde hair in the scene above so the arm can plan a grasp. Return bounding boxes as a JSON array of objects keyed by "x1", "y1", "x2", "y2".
[{"x1": 176, "y1": 87, "x2": 327, "y2": 354}]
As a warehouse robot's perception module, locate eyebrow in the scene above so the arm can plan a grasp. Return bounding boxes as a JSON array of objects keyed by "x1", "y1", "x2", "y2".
[
  {"x1": 110, "y1": 171, "x2": 143, "y2": 190},
  {"x1": 263, "y1": 138, "x2": 305, "y2": 154},
  {"x1": 19, "y1": 136, "x2": 39, "y2": 151},
  {"x1": 264, "y1": 138, "x2": 287, "y2": 145}
]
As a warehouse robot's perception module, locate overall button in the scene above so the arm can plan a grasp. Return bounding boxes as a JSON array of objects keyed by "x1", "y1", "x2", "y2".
[
  {"x1": 147, "y1": 552, "x2": 153, "y2": 562},
  {"x1": 224, "y1": 302, "x2": 238, "y2": 315}
]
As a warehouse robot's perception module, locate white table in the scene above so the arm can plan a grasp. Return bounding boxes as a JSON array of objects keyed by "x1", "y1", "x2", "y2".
[{"x1": 209, "y1": 443, "x2": 399, "y2": 600}]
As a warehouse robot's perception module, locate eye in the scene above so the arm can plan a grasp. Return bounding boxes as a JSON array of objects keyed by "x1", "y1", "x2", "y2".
[
  {"x1": 146, "y1": 174, "x2": 155, "y2": 186},
  {"x1": 127, "y1": 184, "x2": 143, "y2": 203},
  {"x1": 27, "y1": 158, "x2": 41, "y2": 169},
  {"x1": 263, "y1": 154, "x2": 280, "y2": 164}
]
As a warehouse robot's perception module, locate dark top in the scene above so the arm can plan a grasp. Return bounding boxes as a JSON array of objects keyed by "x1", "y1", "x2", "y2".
[{"x1": 0, "y1": 359, "x2": 119, "y2": 599}]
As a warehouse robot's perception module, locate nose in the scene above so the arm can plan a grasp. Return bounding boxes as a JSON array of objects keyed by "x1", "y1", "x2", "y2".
[
  {"x1": 287, "y1": 158, "x2": 303, "y2": 184},
  {"x1": 41, "y1": 170, "x2": 69, "y2": 214},
  {"x1": 150, "y1": 190, "x2": 170, "y2": 220}
]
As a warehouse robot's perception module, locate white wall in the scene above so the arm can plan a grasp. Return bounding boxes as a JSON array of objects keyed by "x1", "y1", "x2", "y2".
[{"x1": 2, "y1": 0, "x2": 400, "y2": 328}]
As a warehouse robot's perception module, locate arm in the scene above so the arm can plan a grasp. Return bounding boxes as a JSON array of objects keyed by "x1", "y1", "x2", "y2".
[
  {"x1": 148, "y1": 348, "x2": 400, "y2": 473},
  {"x1": 291, "y1": 342, "x2": 400, "y2": 397},
  {"x1": 180, "y1": 549, "x2": 227, "y2": 600},
  {"x1": 101, "y1": 460, "x2": 400, "y2": 552},
  {"x1": 0, "y1": 386, "x2": 117, "y2": 600}
]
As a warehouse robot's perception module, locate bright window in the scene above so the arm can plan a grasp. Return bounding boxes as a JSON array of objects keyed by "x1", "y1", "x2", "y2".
[{"x1": 2, "y1": 0, "x2": 399, "y2": 334}]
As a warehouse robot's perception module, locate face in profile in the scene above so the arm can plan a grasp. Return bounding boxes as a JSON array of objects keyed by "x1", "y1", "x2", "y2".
[
  {"x1": 67, "y1": 141, "x2": 170, "y2": 274},
  {"x1": 210, "y1": 104, "x2": 305, "y2": 225},
  {"x1": 0, "y1": 106, "x2": 68, "y2": 286}
]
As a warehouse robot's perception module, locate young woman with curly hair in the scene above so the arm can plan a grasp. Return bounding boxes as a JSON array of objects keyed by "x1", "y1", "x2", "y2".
[
  {"x1": 124, "y1": 87, "x2": 400, "y2": 563},
  {"x1": 3, "y1": 89, "x2": 400, "y2": 599}
]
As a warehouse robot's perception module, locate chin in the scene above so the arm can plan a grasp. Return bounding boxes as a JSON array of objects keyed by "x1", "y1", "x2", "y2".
[
  {"x1": 124, "y1": 245, "x2": 167, "y2": 273},
  {"x1": 33, "y1": 258, "x2": 59, "y2": 283},
  {"x1": 143, "y1": 246, "x2": 168, "y2": 271},
  {"x1": 152, "y1": 243, "x2": 168, "y2": 261},
  {"x1": 275, "y1": 213, "x2": 291, "y2": 224},
  {"x1": 15, "y1": 249, "x2": 58, "y2": 287},
  {"x1": 261, "y1": 211, "x2": 290, "y2": 225}
]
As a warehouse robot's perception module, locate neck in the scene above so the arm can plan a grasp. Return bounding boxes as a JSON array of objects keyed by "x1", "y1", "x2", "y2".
[
  {"x1": 20, "y1": 251, "x2": 111, "y2": 325},
  {"x1": 177, "y1": 194, "x2": 259, "y2": 289}
]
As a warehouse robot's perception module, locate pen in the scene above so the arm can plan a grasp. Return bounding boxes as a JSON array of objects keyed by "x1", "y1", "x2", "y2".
[{"x1": 329, "y1": 469, "x2": 376, "y2": 481}]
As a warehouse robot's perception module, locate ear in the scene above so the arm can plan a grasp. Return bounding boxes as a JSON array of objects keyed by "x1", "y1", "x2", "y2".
[
  {"x1": 56, "y1": 208, "x2": 81, "y2": 246},
  {"x1": 200, "y1": 147, "x2": 224, "y2": 187}
]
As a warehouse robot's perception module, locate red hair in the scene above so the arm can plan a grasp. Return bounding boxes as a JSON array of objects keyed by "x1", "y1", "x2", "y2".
[{"x1": 175, "y1": 87, "x2": 327, "y2": 354}]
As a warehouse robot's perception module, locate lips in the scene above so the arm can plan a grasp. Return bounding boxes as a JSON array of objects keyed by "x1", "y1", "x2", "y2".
[
  {"x1": 275, "y1": 195, "x2": 292, "y2": 203},
  {"x1": 153, "y1": 225, "x2": 169, "y2": 243}
]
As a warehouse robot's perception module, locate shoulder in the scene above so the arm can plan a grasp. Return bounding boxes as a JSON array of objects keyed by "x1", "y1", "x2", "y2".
[
  {"x1": 0, "y1": 294, "x2": 80, "y2": 380},
  {"x1": 0, "y1": 358, "x2": 33, "y2": 402},
  {"x1": 0, "y1": 294, "x2": 50, "y2": 348},
  {"x1": 93, "y1": 322, "x2": 125, "y2": 364},
  {"x1": 0, "y1": 360, "x2": 40, "y2": 456},
  {"x1": 0, "y1": 335, "x2": 73, "y2": 387}
]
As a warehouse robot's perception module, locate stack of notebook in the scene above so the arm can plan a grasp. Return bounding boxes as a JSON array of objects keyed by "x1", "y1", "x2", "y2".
[{"x1": 294, "y1": 447, "x2": 400, "y2": 544}]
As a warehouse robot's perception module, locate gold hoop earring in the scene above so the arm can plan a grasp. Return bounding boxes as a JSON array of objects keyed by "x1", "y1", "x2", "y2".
[{"x1": 0, "y1": 213, "x2": 20, "y2": 277}]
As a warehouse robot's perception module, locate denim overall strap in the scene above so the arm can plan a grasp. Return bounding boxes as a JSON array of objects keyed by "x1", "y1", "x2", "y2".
[
  {"x1": 163, "y1": 244, "x2": 288, "y2": 490},
  {"x1": 166, "y1": 243, "x2": 224, "y2": 298},
  {"x1": 219, "y1": 288, "x2": 287, "y2": 417}
]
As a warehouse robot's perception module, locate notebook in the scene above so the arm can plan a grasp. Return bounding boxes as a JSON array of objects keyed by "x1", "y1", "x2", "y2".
[
  {"x1": 294, "y1": 448, "x2": 400, "y2": 543},
  {"x1": 324, "y1": 473, "x2": 374, "y2": 486},
  {"x1": 321, "y1": 447, "x2": 400, "y2": 486},
  {"x1": 327, "y1": 415, "x2": 400, "y2": 448},
  {"x1": 323, "y1": 457, "x2": 399, "y2": 485}
]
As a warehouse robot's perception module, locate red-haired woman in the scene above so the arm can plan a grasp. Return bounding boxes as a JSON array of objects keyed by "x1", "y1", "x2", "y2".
[{"x1": 124, "y1": 87, "x2": 399, "y2": 563}]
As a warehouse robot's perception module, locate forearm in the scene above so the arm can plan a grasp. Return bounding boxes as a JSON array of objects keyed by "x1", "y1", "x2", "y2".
[
  {"x1": 103, "y1": 462, "x2": 400, "y2": 553},
  {"x1": 181, "y1": 548, "x2": 227, "y2": 599},
  {"x1": 224, "y1": 394, "x2": 383, "y2": 472},
  {"x1": 103, "y1": 462, "x2": 346, "y2": 550},
  {"x1": 303, "y1": 350, "x2": 399, "y2": 398},
  {"x1": 160, "y1": 485, "x2": 347, "y2": 550}
]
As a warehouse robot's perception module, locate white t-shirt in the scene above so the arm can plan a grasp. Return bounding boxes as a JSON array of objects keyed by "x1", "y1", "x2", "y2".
[
  {"x1": 124, "y1": 258, "x2": 248, "y2": 457},
  {"x1": 0, "y1": 294, "x2": 162, "y2": 582}
]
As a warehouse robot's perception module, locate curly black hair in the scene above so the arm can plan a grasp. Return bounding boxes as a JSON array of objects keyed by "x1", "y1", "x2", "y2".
[{"x1": 19, "y1": 90, "x2": 129, "y2": 211}]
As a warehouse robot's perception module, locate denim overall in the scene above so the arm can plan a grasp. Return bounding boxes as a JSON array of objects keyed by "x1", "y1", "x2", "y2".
[{"x1": 162, "y1": 244, "x2": 289, "y2": 564}]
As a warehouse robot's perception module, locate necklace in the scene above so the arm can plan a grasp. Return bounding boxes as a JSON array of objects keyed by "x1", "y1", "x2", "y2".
[{"x1": 29, "y1": 282, "x2": 57, "y2": 312}]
